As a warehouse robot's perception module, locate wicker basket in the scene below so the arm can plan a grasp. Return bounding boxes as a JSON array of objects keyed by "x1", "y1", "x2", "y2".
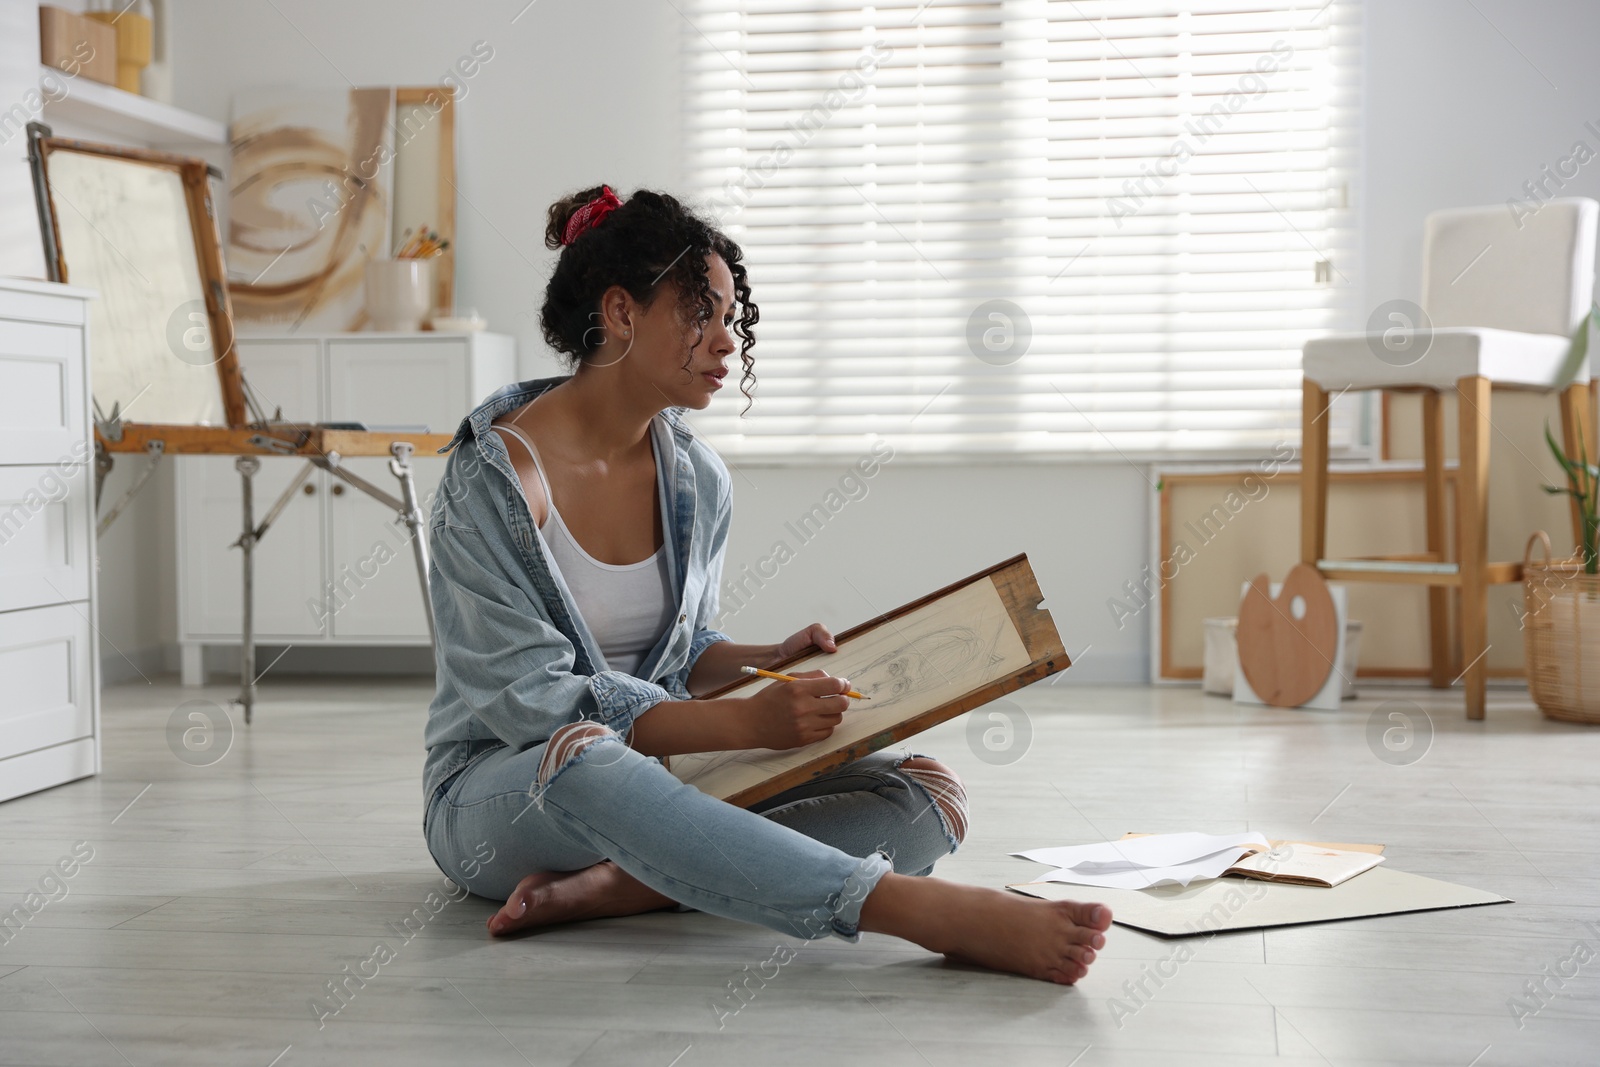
[{"x1": 1523, "y1": 532, "x2": 1600, "y2": 724}]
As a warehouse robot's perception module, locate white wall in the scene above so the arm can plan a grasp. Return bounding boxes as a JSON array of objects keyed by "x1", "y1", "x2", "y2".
[
  {"x1": 718, "y1": 461, "x2": 1148, "y2": 684},
  {"x1": 149, "y1": 0, "x2": 1152, "y2": 684},
  {"x1": 40, "y1": 0, "x2": 1600, "y2": 686},
  {"x1": 0, "y1": 1, "x2": 46, "y2": 278},
  {"x1": 1362, "y1": 0, "x2": 1600, "y2": 311}
]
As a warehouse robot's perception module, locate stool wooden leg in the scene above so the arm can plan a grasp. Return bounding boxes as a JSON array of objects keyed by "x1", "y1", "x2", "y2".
[
  {"x1": 1301, "y1": 379, "x2": 1329, "y2": 567},
  {"x1": 1421, "y1": 390, "x2": 1452, "y2": 687},
  {"x1": 1457, "y1": 376, "x2": 1491, "y2": 720},
  {"x1": 1559, "y1": 379, "x2": 1595, "y2": 557}
]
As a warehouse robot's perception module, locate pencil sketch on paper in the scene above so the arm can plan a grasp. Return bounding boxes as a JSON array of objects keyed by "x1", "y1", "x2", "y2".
[
  {"x1": 847, "y1": 621, "x2": 1010, "y2": 712},
  {"x1": 668, "y1": 578, "x2": 1034, "y2": 800}
]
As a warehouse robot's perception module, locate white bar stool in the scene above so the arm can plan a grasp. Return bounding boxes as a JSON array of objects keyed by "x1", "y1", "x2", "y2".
[{"x1": 1300, "y1": 198, "x2": 1597, "y2": 720}]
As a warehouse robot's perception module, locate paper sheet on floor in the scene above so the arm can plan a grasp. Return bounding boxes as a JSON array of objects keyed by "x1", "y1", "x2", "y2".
[
  {"x1": 1013, "y1": 831, "x2": 1271, "y2": 889},
  {"x1": 1007, "y1": 866, "x2": 1511, "y2": 937}
]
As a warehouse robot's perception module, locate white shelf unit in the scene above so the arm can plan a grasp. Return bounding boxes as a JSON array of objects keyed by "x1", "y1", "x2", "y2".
[
  {"x1": 0, "y1": 278, "x2": 101, "y2": 804},
  {"x1": 175, "y1": 331, "x2": 516, "y2": 684},
  {"x1": 38, "y1": 63, "x2": 226, "y2": 146}
]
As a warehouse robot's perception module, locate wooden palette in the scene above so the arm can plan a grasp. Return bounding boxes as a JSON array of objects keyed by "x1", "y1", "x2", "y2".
[{"x1": 1237, "y1": 563, "x2": 1338, "y2": 708}]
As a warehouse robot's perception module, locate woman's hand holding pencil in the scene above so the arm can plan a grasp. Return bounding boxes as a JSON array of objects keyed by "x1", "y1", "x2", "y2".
[{"x1": 739, "y1": 668, "x2": 856, "y2": 750}]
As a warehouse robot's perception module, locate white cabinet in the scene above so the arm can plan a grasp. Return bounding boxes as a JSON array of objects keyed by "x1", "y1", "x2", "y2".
[
  {"x1": 0, "y1": 279, "x2": 100, "y2": 804},
  {"x1": 175, "y1": 332, "x2": 515, "y2": 678},
  {"x1": 179, "y1": 340, "x2": 323, "y2": 639},
  {"x1": 324, "y1": 340, "x2": 467, "y2": 639}
]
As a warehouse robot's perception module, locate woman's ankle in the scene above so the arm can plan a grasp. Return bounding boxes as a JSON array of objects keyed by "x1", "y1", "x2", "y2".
[{"x1": 857, "y1": 873, "x2": 961, "y2": 952}]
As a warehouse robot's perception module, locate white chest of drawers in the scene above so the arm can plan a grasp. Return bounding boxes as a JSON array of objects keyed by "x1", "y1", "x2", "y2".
[{"x1": 0, "y1": 279, "x2": 100, "y2": 803}]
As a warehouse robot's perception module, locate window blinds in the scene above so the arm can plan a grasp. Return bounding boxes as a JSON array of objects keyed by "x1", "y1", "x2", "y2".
[{"x1": 681, "y1": 0, "x2": 1361, "y2": 460}]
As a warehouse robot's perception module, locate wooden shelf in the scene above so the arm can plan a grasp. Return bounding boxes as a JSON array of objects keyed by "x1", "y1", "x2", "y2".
[{"x1": 38, "y1": 65, "x2": 226, "y2": 146}]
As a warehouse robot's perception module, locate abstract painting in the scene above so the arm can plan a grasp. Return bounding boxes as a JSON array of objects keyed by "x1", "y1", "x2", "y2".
[{"x1": 226, "y1": 87, "x2": 394, "y2": 331}]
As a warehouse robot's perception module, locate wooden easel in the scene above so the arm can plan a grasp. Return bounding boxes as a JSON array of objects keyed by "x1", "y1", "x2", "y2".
[{"x1": 28, "y1": 124, "x2": 451, "y2": 723}]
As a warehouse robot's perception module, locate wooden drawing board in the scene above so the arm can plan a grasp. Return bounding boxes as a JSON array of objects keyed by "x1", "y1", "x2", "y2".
[{"x1": 672, "y1": 553, "x2": 1068, "y2": 808}]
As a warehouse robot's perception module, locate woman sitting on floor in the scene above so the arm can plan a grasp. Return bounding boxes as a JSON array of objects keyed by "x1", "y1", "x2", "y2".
[{"x1": 419, "y1": 184, "x2": 1111, "y2": 984}]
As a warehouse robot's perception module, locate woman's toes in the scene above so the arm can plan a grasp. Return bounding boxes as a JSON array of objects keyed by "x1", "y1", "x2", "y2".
[
  {"x1": 1048, "y1": 960, "x2": 1088, "y2": 985},
  {"x1": 487, "y1": 872, "x2": 561, "y2": 936},
  {"x1": 488, "y1": 893, "x2": 530, "y2": 935},
  {"x1": 1061, "y1": 900, "x2": 1113, "y2": 931},
  {"x1": 1064, "y1": 922, "x2": 1107, "y2": 948}
]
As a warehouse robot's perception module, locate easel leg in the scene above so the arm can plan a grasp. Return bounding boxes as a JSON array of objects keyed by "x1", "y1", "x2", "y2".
[
  {"x1": 389, "y1": 442, "x2": 436, "y2": 649},
  {"x1": 93, "y1": 439, "x2": 113, "y2": 508},
  {"x1": 235, "y1": 456, "x2": 261, "y2": 725}
]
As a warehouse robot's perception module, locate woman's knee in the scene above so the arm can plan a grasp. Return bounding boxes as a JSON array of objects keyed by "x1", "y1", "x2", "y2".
[
  {"x1": 535, "y1": 721, "x2": 626, "y2": 795},
  {"x1": 898, "y1": 757, "x2": 968, "y2": 846}
]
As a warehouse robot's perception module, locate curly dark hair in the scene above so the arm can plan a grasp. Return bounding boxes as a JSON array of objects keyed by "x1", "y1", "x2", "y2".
[{"x1": 540, "y1": 186, "x2": 758, "y2": 413}]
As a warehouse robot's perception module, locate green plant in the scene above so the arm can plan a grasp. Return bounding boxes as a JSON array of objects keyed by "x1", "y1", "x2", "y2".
[
  {"x1": 1544, "y1": 421, "x2": 1599, "y2": 574},
  {"x1": 1553, "y1": 301, "x2": 1600, "y2": 389},
  {"x1": 1546, "y1": 301, "x2": 1600, "y2": 574}
]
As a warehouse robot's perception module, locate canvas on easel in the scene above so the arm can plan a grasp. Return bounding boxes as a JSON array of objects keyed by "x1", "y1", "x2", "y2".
[
  {"x1": 669, "y1": 553, "x2": 1069, "y2": 808},
  {"x1": 29, "y1": 132, "x2": 245, "y2": 430}
]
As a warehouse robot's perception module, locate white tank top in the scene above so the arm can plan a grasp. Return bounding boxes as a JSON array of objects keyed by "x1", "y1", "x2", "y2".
[{"x1": 493, "y1": 422, "x2": 675, "y2": 677}]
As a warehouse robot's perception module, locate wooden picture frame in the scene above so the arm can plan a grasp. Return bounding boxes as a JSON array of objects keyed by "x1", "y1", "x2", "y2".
[
  {"x1": 1154, "y1": 465, "x2": 1541, "y2": 683},
  {"x1": 1156, "y1": 466, "x2": 1456, "y2": 682},
  {"x1": 393, "y1": 86, "x2": 457, "y2": 317},
  {"x1": 681, "y1": 553, "x2": 1069, "y2": 808}
]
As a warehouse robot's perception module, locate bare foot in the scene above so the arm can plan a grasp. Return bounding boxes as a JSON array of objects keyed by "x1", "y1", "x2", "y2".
[
  {"x1": 860, "y1": 875, "x2": 1112, "y2": 985},
  {"x1": 487, "y1": 861, "x2": 676, "y2": 937}
]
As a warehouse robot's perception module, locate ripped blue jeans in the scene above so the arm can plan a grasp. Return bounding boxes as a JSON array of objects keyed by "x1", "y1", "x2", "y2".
[{"x1": 424, "y1": 725, "x2": 966, "y2": 942}]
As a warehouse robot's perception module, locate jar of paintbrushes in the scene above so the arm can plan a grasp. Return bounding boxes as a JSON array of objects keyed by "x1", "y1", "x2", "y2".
[{"x1": 364, "y1": 225, "x2": 450, "y2": 332}]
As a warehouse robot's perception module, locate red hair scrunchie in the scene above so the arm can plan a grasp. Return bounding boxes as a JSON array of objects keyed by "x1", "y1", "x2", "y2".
[{"x1": 561, "y1": 185, "x2": 624, "y2": 246}]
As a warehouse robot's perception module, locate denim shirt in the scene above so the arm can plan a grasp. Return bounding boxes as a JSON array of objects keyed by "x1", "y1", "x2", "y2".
[{"x1": 421, "y1": 375, "x2": 733, "y2": 800}]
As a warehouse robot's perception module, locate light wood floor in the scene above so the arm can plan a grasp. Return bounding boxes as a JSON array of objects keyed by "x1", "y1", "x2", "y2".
[{"x1": 0, "y1": 676, "x2": 1596, "y2": 1066}]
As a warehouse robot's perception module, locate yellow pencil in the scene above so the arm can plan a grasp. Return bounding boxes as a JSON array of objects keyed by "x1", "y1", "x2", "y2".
[{"x1": 740, "y1": 665, "x2": 867, "y2": 700}]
